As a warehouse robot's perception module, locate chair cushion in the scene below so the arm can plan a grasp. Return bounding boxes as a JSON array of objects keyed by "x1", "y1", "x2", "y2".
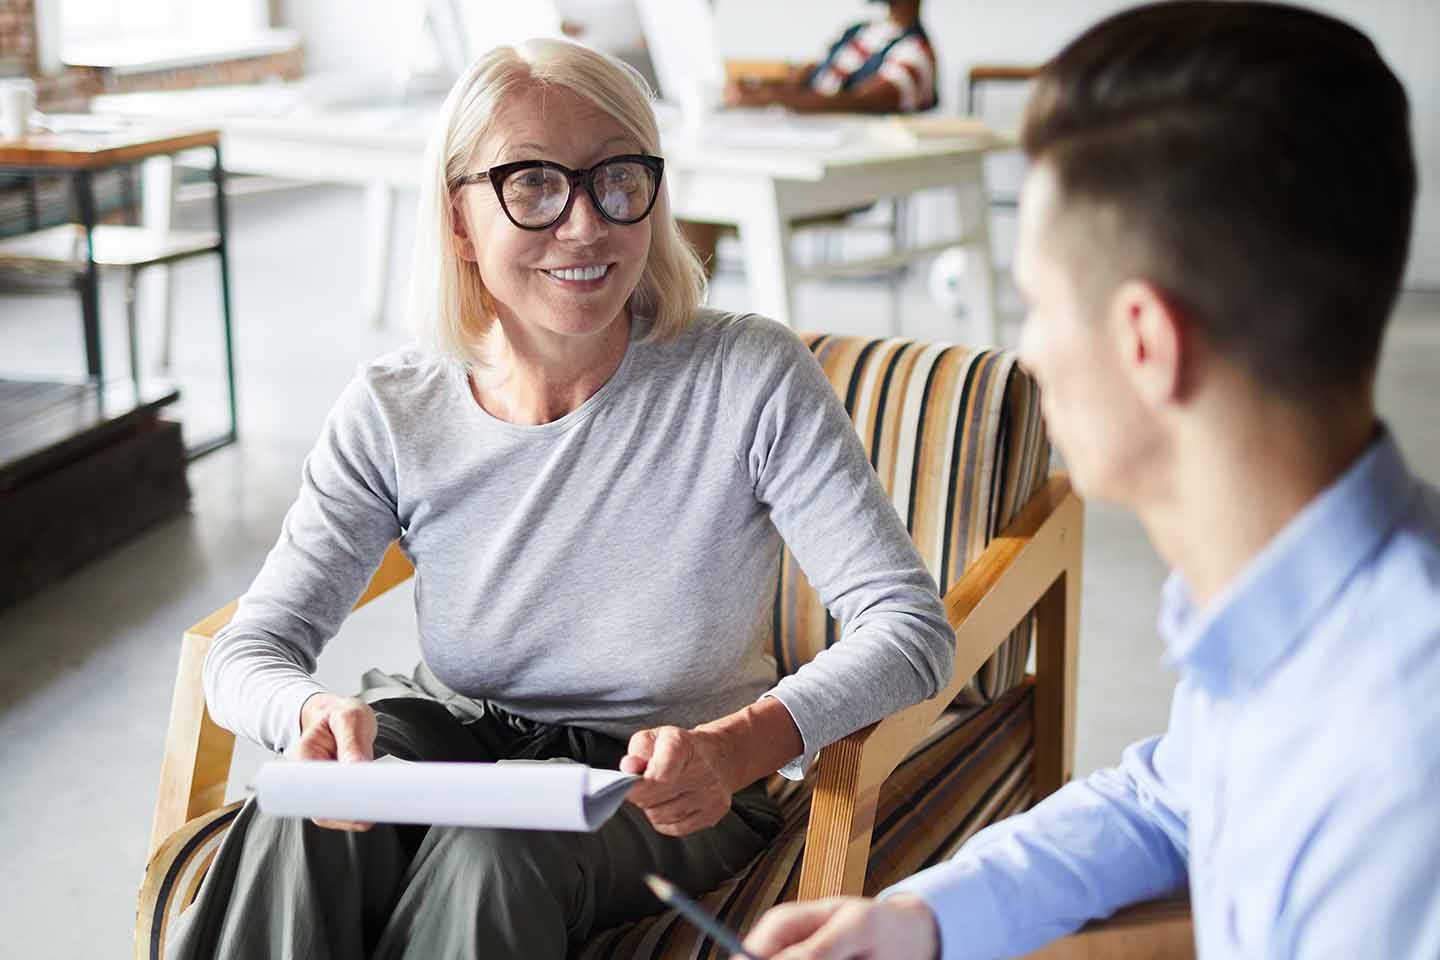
[
  {"x1": 775, "y1": 337, "x2": 1050, "y2": 706},
  {"x1": 575, "y1": 680, "x2": 1035, "y2": 958}
]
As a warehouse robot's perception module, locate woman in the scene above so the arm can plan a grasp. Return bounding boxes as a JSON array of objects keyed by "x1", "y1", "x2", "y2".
[{"x1": 169, "y1": 39, "x2": 953, "y2": 959}]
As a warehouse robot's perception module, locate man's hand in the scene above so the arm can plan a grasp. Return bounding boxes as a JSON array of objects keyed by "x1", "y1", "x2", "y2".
[
  {"x1": 743, "y1": 894, "x2": 941, "y2": 959},
  {"x1": 621, "y1": 725, "x2": 735, "y2": 837},
  {"x1": 288, "y1": 692, "x2": 378, "y2": 832}
]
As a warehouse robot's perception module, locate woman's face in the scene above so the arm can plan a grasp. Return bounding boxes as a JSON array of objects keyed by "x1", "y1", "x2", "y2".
[{"x1": 452, "y1": 85, "x2": 653, "y2": 342}]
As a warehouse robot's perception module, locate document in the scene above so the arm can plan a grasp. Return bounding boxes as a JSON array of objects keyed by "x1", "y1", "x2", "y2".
[{"x1": 255, "y1": 757, "x2": 639, "y2": 831}]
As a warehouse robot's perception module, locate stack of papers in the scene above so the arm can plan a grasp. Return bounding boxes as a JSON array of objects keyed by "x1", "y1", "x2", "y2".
[{"x1": 256, "y1": 757, "x2": 639, "y2": 831}]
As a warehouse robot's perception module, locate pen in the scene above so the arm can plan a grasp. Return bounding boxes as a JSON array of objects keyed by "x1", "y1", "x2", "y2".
[{"x1": 644, "y1": 873, "x2": 761, "y2": 960}]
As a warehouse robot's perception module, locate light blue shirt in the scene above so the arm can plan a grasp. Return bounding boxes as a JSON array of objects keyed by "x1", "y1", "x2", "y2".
[{"x1": 888, "y1": 430, "x2": 1440, "y2": 958}]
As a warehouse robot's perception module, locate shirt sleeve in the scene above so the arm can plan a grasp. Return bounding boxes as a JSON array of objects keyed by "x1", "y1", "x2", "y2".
[
  {"x1": 720, "y1": 317, "x2": 955, "y2": 779},
  {"x1": 875, "y1": 36, "x2": 935, "y2": 112},
  {"x1": 202, "y1": 372, "x2": 403, "y2": 753},
  {"x1": 884, "y1": 699, "x2": 1193, "y2": 959}
]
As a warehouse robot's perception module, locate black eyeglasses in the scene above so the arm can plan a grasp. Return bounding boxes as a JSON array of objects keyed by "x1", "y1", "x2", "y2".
[{"x1": 455, "y1": 154, "x2": 664, "y2": 231}]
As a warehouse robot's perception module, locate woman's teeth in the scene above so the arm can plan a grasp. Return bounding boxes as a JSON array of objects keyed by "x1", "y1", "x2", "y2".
[{"x1": 546, "y1": 264, "x2": 610, "y2": 281}]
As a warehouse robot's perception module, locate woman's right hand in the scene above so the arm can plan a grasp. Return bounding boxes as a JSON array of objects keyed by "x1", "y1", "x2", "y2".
[{"x1": 288, "y1": 692, "x2": 379, "y2": 831}]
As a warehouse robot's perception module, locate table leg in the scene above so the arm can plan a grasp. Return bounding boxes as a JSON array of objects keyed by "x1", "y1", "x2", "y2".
[
  {"x1": 140, "y1": 156, "x2": 177, "y2": 369},
  {"x1": 956, "y1": 156, "x2": 999, "y2": 345},
  {"x1": 736, "y1": 182, "x2": 795, "y2": 327},
  {"x1": 362, "y1": 181, "x2": 395, "y2": 328},
  {"x1": 204, "y1": 141, "x2": 240, "y2": 455},
  {"x1": 74, "y1": 169, "x2": 103, "y2": 383}
]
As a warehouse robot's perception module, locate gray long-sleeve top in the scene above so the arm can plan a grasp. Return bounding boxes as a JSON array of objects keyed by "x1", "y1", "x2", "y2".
[{"x1": 204, "y1": 310, "x2": 954, "y2": 777}]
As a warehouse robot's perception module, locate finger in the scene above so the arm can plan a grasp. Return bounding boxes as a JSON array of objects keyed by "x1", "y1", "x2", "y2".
[
  {"x1": 330, "y1": 706, "x2": 376, "y2": 764},
  {"x1": 626, "y1": 777, "x2": 686, "y2": 811},
  {"x1": 288, "y1": 719, "x2": 338, "y2": 761},
  {"x1": 312, "y1": 817, "x2": 374, "y2": 832},
  {"x1": 744, "y1": 901, "x2": 846, "y2": 955},
  {"x1": 644, "y1": 727, "x2": 690, "y2": 783},
  {"x1": 626, "y1": 728, "x2": 659, "y2": 763},
  {"x1": 642, "y1": 795, "x2": 716, "y2": 837},
  {"x1": 776, "y1": 902, "x2": 873, "y2": 960},
  {"x1": 643, "y1": 790, "x2": 726, "y2": 832},
  {"x1": 619, "y1": 754, "x2": 647, "y2": 776},
  {"x1": 649, "y1": 806, "x2": 725, "y2": 838},
  {"x1": 641, "y1": 790, "x2": 701, "y2": 824}
]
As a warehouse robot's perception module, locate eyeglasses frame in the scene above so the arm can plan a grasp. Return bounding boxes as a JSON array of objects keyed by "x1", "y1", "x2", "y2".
[{"x1": 454, "y1": 153, "x2": 665, "y2": 231}]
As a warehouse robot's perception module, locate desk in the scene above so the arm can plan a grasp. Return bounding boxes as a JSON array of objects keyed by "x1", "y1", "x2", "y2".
[
  {"x1": 93, "y1": 88, "x2": 1005, "y2": 339},
  {"x1": 0, "y1": 121, "x2": 239, "y2": 456}
]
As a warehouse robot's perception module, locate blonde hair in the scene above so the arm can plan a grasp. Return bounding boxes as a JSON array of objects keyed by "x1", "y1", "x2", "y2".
[{"x1": 408, "y1": 39, "x2": 706, "y2": 365}]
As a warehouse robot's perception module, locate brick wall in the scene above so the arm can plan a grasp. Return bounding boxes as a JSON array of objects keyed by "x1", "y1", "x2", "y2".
[
  {"x1": 0, "y1": 0, "x2": 303, "y2": 111},
  {"x1": 0, "y1": 0, "x2": 37, "y2": 76}
]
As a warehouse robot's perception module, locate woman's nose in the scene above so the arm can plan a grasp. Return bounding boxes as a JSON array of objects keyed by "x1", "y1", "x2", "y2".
[{"x1": 554, "y1": 185, "x2": 609, "y2": 242}]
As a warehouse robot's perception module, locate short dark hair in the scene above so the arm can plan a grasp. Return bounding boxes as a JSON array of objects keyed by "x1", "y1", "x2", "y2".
[{"x1": 1022, "y1": 1, "x2": 1415, "y2": 402}]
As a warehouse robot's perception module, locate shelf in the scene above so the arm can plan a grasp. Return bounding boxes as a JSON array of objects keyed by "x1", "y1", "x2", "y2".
[
  {"x1": 0, "y1": 376, "x2": 181, "y2": 490},
  {"x1": 0, "y1": 223, "x2": 221, "y2": 271}
]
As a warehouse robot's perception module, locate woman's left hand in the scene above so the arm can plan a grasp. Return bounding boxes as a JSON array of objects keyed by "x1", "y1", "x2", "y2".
[{"x1": 621, "y1": 725, "x2": 736, "y2": 837}]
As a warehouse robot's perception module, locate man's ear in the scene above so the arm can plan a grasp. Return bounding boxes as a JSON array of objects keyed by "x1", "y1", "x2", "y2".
[
  {"x1": 451, "y1": 200, "x2": 478, "y2": 262},
  {"x1": 1111, "y1": 280, "x2": 1186, "y2": 407}
]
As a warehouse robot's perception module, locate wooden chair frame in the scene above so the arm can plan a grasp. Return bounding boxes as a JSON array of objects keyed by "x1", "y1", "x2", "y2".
[{"x1": 137, "y1": 474, "x2": 1191, "y2": 957}]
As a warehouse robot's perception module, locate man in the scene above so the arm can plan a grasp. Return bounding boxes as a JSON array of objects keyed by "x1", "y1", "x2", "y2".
[
  {"x1": 746, "y1": 2, "x2": 1440, "y2": 958},
  {"x1": 725, "y1": 0, "x2": 937, "y2": 114},
  {"x1": 686, "y1": 0, "x2": 936, "y2": 273}
]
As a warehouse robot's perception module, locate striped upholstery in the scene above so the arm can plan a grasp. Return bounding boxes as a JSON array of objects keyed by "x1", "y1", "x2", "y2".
[
  {"x1": 137, "y1": 802, "x2": 244, "y2": 960},
  {"x1": 577, "y1": 682, "x2": 1036, "y2": 958},
  {"x1": 777, "y1": 336, "x2": 1050, "y2": 704},
  {"x1": 141, "y1": 335, "x2": 1051, "y2": 960}
]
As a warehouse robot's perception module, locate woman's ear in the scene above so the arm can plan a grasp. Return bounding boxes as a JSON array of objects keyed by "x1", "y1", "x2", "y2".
[{"x1": 451, "y1": 199, "x2": 478, "y2": 262}]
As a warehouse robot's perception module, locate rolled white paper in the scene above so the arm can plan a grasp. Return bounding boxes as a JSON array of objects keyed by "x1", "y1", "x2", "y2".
[{"x1": 256, "y1": 759, "x2": 638, "y2": 831}]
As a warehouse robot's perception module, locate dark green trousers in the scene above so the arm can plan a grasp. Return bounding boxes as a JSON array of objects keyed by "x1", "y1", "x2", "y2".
[{"x1": 166, "y1": 666, "x2": 784, "y2": 959}]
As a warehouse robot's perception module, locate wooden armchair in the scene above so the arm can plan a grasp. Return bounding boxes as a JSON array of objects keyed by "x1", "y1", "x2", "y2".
[{"x1": 135, "y1": 336, "x2": 1191, "y2": 959}]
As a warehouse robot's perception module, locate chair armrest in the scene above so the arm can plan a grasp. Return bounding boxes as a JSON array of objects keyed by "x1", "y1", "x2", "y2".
[
  {"x1": 1022, "y1": 898, "x2": 1195, "y2": 959},
  {"x1": 146, "y1": 541, "x2": 416, "y2": 858},
  {"x1": 797, "y1": 476, "x2": 1084, "y2": 899},
  {"x1": 148, "y1": 602, "x2": 240, "y2": 858}
]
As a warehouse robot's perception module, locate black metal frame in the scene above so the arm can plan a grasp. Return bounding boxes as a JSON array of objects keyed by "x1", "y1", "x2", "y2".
[
  {"x1": 4, "y1": 142, "x2": 239, "y2": 459},
  {"x1": 455, "y1": 154, "x2": 664, "y2": 231}
]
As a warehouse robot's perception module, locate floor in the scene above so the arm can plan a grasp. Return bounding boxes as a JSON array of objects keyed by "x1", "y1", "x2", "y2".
[{"x1": 1, "y1": 183, "x2": 1436, "y2": 957}]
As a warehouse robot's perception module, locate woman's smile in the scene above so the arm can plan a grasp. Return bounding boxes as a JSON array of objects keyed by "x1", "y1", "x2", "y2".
[{"x1": 540, "y1": 262, "x2": 614, "y2": 291}]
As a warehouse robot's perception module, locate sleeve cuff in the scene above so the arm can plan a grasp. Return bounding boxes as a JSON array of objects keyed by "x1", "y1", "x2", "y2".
[
  {"x1": 270, "y1": 678, "x2": 328, "y2": 753},
  {"x1": 760, "y1": 692, "x2": 816, "y2": 780},
  {"x1": 882, "y1": 859, "x2": 1012, "y2": 960}
]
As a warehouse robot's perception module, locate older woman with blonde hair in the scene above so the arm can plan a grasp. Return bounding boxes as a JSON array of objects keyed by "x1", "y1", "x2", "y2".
[{"x1": 167, "y1": 39, "x2": 952, "y2": 959}]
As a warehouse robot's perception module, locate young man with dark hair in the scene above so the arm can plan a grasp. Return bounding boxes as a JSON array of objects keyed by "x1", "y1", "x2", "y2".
[{"x1": 745, "y1": 2, "x2": 1439, "y2": 957}]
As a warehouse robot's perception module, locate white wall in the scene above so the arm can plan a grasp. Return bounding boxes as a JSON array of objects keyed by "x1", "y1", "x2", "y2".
[
  {"x1": 716, "y1": 0, "x2": 1440, "y2": 289},
  {"x1": 275, "y1": 0, "x2": 1440, "y2": 288}
]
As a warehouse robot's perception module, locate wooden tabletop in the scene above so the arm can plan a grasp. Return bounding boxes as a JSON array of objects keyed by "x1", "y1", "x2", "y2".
[{"x1": 0, "y1": 118, "x2": 219, "y2": 169}]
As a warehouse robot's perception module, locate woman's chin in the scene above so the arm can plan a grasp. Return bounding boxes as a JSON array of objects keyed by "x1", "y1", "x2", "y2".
[{"x1": 533, "y1": 300, "x2": 629, "y2": 338}]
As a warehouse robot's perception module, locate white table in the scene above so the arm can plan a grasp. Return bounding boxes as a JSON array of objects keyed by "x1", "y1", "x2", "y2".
[{"x1": 92, "y1": 87, "x2": 1006, "y2": 339}]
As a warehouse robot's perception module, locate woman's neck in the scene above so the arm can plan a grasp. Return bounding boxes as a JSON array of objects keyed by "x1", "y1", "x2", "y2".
[{"x1": 469, "y1": 311, "x2": 631, "y2": 426}]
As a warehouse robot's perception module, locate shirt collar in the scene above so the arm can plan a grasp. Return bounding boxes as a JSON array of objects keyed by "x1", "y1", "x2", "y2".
[{"x1": 1159, "y1": 427, "x2": 1417, "y2": 697}]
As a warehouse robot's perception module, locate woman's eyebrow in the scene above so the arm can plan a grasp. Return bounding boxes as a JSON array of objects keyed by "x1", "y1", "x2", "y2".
[{"x1": 490, "y1": 136, "x2": 643, "y2": 168}]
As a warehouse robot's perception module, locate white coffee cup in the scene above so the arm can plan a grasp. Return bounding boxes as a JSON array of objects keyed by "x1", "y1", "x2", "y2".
[{"x1": 1, "y1": 77, "x2": 38, "y2": 140}]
